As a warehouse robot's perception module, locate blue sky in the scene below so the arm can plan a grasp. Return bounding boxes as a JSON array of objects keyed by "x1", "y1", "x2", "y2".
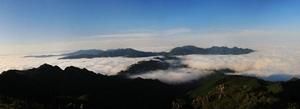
[{"x1": 0, "y1": 0, "x2": 300, "y2": 54}]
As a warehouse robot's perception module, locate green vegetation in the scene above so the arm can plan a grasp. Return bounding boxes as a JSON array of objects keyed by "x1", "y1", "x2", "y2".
[{"x1": 172, "y1": 74, "x2": 300, "y2": 109}]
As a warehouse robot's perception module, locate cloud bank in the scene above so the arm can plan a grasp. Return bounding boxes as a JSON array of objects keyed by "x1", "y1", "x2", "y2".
[
  {"x1": 0, "y1": 55, "x2": 152, "y2": 75},
  {"x1": 1, "y1": 45, "x2": 300, "y2": 84},
  {"x1": 180, "y1": 49, "x2": 300, "y2": 81},
  {"x1": 130, "y1": 46, "x2": 300, "y2": 83}
]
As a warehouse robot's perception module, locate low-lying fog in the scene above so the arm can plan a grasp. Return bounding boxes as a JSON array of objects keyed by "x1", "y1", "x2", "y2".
[{"x1": 1, "y1": 46, "x2": 300, "y2": 84}]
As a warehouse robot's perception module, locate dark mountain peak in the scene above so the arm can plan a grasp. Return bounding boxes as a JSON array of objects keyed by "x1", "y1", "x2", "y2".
[
  {"x1": 64, "y1": 66, "x2": 98, "y2": 76},
  {"x1": 119, "y1": 59, "x2": 170, "y2": 76},
  {"x1": 64, "y1": 66, "x2": 82, "y2": 71},
  {"x1": 169, "y1": 45, "x2": 206, "y2": 55},
  {"x1": 178, "y1": 45, "x2": 199, "y2": 49},
  {"x1": 212, "y1": 68, "x2": 236, "y2": 74},
  {"x1": 118, "y1": 56, "x2": 187, "y2": 76},
  {"x1": 64, "y1": 49, "x2": 103, "y2": 56},
  {"x1": 39, "y1": 63, "x2": 59, "y2": 69},
  {"x1": 108, "y1": 48, "x2": 136, "y2": 51},
  {"x1": 61, "y1": 48, "x2": 159, "y2": 59},
  {"x1": 35, "y1": 63, "x2": 62, "y2": 72},
  {"x1": 77, "y1": 49, "x2": 102, "y2": 52},
  {"x1": 1, "y1": 70, "x2": 21, "y2": 77},
  {"x1": 169, "y1": 45, "x2": 254, "y2": 55},
  {"x1": 54, "y1": 45, "x2": 255, "y2": 59},
  {"x1": 288, "y1": 77, "x2": 299, "y2": 82},
  {"x1": 170, "y1": 45, "x2": 203, "y2": 51},
  {"x1": 105, "y1": 48, "x2": 141, "y2": 54}
]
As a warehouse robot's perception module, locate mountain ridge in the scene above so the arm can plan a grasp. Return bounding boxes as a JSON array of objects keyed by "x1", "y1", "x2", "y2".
[
  {"x1": 57, "y1": 45, "x2": 255, "y2": 59},
  {"x1": 1, "y1": 64, "x2": 300, "y2": 109}
]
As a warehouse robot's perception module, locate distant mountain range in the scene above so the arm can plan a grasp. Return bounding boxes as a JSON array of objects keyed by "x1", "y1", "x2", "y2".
[
  {"x1": 168, "y1": 45, "x2": 254, "y2": 55},
  {"x1": 25, "y1": 45, "x2": 254, "y2": 59},
  {"x1": 1, "y1": 64, "x2": 300, "y2": 109},
  {"x1": 24, "y1": 54, "x2": 61, "y2": 58},
  {"x1": 43, "y1": 45, "x2": 253, "y2": 59},
  {"x1": 60, "y1": 48, "x2": 160, "y2": 59}
]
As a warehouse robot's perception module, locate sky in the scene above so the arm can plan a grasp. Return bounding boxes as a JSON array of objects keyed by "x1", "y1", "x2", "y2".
[
  {"x1": 0, "y1": 0, "x2": 300, "y2": 55},
  {"x1": 1, "y1": 0, "x2": 300, "y2": 82}
]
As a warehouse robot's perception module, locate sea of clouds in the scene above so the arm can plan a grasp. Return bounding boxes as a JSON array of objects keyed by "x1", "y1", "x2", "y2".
[
  {"x1": 0, "y1": 55, "x2": 153, "y2": 75},
  {"x1": 1, "y1": 46, "x2": 300, "y2": 84}
]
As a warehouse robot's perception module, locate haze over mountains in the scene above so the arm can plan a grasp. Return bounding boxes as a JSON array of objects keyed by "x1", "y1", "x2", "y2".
[
  {"x1": 2, "y1": 45, "x2": 300, "y2": 83},
  {"x1": 2, "y1": 45, "x2": 300, "y2": 109},
  {"x1": 27, "y1": 45, "x2": 254, "y2": 59}
]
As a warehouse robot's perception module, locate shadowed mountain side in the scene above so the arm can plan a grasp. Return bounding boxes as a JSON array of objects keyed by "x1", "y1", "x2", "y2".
[
  {"x1": 118, "y1": 56, "x2": 188, "y2": 76},
  {"x1": 0, "y1": 64, "x2": 195, "y2": 109},
  {"x1": 118, "y1": 60, "x2": 170, "y2": 76}
]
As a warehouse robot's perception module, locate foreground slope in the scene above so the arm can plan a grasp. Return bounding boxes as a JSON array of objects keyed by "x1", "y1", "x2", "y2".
[
  {"x1": 172, "y1": 73, "x2": 300, "y2": 109},
  {"x1": 1, "y1": 64, "x2": 300, "y2": 109},
  {"x1": 0, "y1": 64, "x2": 191, "y2": 109}
]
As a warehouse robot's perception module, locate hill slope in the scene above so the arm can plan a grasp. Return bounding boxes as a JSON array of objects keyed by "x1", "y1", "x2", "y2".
[
  {"x1": 0, "y1": 64, "x2": 188, "y2": 109},
  {"x1": 172, "y1": 73, "x2": 300, "y2": 109},
  {"x1": 1, "y1": 64, "x2": 299, "y2": 109}
]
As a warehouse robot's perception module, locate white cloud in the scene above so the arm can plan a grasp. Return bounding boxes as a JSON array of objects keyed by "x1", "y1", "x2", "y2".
[
  {"x1": 90, "y1": 27, "x2": 192, "y2": 38},
  {"x1": 162, "y1": 28, "x2": 192, "y2": 36},
  {"x1": 0, "y1": 55, "x2": 153, "y2": 75},
  {"x1": 130, "y1": 68, "x2": 213, "y2": 84},
  {"x1": 2, "y1": 28, "x2": 300, "y2": 55},
  {"x1": 1, "y1": 44, "x2": 300, "y2": 83},
  {"x1": 181, "y1": 47, "x2": 300, "y2": 81}
]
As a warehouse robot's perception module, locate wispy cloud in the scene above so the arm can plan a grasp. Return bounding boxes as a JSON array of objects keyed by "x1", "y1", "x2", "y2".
[
  {"x1": 2, "y1": 28, "x2": 300, "y2": 55},
  {"x1": 89, "y1": 27, "x2": 192, "y2": 38}
]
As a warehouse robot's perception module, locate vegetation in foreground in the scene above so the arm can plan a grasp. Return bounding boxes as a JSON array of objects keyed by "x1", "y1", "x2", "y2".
[
  {"x1": 0, "y1": 64, "x2": 300, "y2": 109},
  {"x1": 172, "y1": 72, "x2": 300, "y2": 109}
]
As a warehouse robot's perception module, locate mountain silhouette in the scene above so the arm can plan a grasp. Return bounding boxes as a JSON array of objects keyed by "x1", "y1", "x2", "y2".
[
  {"x1": 118, "y1": 56, "x2": 187, "y2": 76},
  {"x1": 1, "y1": 64, "x2": 300, "y2": 109},
  {"x1": 169, "y1": 45, "x2": 254, "y2": 55},
  {"x1": 118, "y1": 59, "x2": 170, "y2": 76},
  {"x1": 60, "y1": 48, "x2": 159, "y2": 59},
  {"x1": 57, "y1": 45, "x2": 254, "y2": 59},
  {"x1": 0, "y1": 64, "x2": 191, "y2": 109}
]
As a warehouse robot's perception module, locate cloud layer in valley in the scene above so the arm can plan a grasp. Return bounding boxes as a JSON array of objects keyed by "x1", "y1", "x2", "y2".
[
  {"x1": 1, "y1": 45, "x2": 300, "y2": 84},
  {"x1": 130, "y1": 46, "x2": 300, "y2": 83},
  {"x1": 0, "y1": 55, "x2": 153, "y2": 75},
  {"x1": 1, "y1": 28, "x2": 300, "y2": 83},
  {"x1": 1, "y1": 44, "x2": 300, "y2": 84},
  {"x1": 181, "y1": 48, "x2": 300, "y2": 81}
]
